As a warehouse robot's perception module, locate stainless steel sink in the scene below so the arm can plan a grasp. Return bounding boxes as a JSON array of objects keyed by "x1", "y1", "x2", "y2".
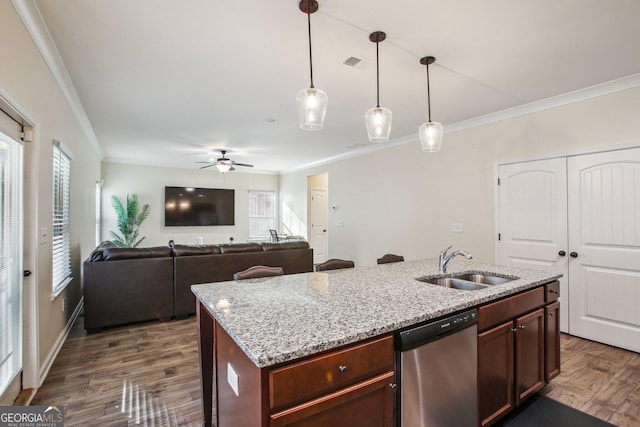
[{"x1": 416, "y1": 272, "x2": 519, "y2": 290}]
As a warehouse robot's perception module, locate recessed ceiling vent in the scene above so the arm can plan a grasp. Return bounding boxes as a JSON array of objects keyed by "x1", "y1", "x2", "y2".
[
  {"x1": 343, "y1": 56, "x2": 362, "y2": 67},
  {"x1": 343, "y1": 56, "x2": 372, "y2": 70}
]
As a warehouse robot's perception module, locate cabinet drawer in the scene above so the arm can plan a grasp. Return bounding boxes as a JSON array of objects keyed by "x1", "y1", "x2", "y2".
[
  {"x1": 545, "y1": 281, "x2": 560, "y2": 303},
  {"x1": 478, "y1": 287, "x2": 544, "y2": 331},
  {"x1": 269, "y1": 335, "x2": 394, "y2": 410}
]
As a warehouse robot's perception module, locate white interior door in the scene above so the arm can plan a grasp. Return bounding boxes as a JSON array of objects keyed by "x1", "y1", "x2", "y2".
[
  {"x1": 309, "y1": 188, "x2": 328, "y2": 264},
  {"x1": 567, "y1": 148, "x2": 640, "y2": 353},
  {"x1": 498, "y1": 158, "x2": 569, "y2": 332},
  {"x1": 0, "y1": 127, "x2": 24, "y2": 402}
]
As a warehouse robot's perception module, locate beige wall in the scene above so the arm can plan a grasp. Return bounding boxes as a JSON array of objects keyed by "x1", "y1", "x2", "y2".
[
  {"x1": 102, "y1": 162, "x2": 279, "y2": 246},
  {"x1": 1, "y1": 2, "x2": 102, "y2": 385},
  {"x1": 280, "y1": 87, "x2": 640, "y2": 267}
]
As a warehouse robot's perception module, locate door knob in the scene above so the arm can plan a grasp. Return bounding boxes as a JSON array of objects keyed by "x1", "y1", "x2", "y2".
[
  {"x1": 23, "y1": 270, "x2": 32, "y2": 277},
  {"x1": 558, "y1": 250, "x2": 566, "y2": 257},
  {"x1": 570, "y1": 252, "x2": 578, "y2": 258}
]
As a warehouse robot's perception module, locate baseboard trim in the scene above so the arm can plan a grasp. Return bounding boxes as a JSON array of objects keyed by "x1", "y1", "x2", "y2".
[{"x1": 38, "y1": 297, "x2": 83, "y2": 386}]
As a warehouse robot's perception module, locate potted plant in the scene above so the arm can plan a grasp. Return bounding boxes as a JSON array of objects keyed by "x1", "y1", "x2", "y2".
[{"x1": 110, "y1": 193, "x2": 150, "y2": 247}]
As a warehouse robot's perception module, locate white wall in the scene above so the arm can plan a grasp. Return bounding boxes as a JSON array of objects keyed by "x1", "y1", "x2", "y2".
[
  {"x1": 102, "y1": 162, "x2": 279, "y2": 246},
  {"x1": 1, "y1": 2, "x2": 102, "y2": 385},
  {"x1": 280, "y1": 87, "x2": 640, "y2": 267}
]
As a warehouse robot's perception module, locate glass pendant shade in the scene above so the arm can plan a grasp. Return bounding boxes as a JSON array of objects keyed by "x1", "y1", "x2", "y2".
[
  {"x1": 216, "y1": 163, "x2": 231, "y2": 173},
  {"x1": 419, "y1": 121, "x2": 443, "y2": 152},
  {"x1": 296, "y1": 87, "x2": 328, "y2": 130},
  {"x1": 365, "y1": 106, "x2": 392, "y2": 143}
]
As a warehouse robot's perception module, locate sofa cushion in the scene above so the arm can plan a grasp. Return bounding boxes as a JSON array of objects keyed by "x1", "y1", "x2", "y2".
[
  {"x1": 219, "y1": 243, "x2": 263, "y2": 254},
  {"x1": 88, "y1": 240, "x2": 118, "y2": 261},
  {"x1": 171, "y1": 244, "x2": 221, "y2": 256},
  {"x1": 101, "y1": 246, "x2": 172, "y2": 261},
  {"x1": 261, "y1": 241, "x2": 310, "y2": 251}
]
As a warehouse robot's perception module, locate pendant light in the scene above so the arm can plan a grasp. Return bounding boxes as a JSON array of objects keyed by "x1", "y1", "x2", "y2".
[
  {"x1": 365, "y1": 31, "x2": 392, "y2": 143},
  {"x1": 296, "y1": 0, "x2": 328, "y2": 130},
  {"x1": 418, "y1": 56, "x2": 443, "y2": 152}
]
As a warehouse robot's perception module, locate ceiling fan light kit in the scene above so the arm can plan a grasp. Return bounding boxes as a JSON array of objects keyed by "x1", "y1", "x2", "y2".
[
  {"x1": 297, "y1": 0, "x2": 328, "y2": 131},
  {"x1": 197, "y1": 150, "x2": 254, "y2": 173},
  {"x1": 365, "y1": 31, "x2": 392, "y2": 143},
  {"x1": 418, "y1": 56, "x2": 443, "y2": 152}
]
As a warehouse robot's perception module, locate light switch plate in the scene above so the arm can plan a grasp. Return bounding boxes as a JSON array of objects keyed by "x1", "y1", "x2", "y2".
[
  {"x1": 227, "y1": 363, "x2": 239, "y2": 396},
  {"x1": 451, "y1": 223, "x2": 463, "y2": 233},
  {"x1": 337, "y1": 220, "x2": 344, "y2": 227}
]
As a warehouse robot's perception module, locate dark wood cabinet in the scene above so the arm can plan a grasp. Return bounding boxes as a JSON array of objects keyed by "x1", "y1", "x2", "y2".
[
  {"x1": 198, "y1": 301, "x2": 395, "y2": 427},
  {"x1": 477, "y1": 287, "x2": 547, "y2": 426},
  {"x1": 545, "y1": 300, "x2": 561, "y2": 382},
  {"x1": 270, "y1": 372, "x2": 394, "y2": 427},
  {"x1": 478, "y1": 321, "x2": 515, "y2": 425},
  {"x1": 514, "y1": 308, "x2": 545, "y2": 405}
]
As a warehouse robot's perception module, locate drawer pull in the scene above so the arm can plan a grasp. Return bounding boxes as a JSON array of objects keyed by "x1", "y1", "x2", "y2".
[
  {"x1": 389, "y1": 383, "x2": 397, "y2": 389},
  {"x1": 338, "y1": 365, "x2": 348, "y2": 373},
  {"x1": 548, "y1": 289, "x2": 559, "y2": 295},
  {"x1": 511, "y1": 328, "x2": 517, "y2": 333},
  {"x1": 548, "y1": 312, "x2": 554, "y2": 316},
  {"x1": 519, "y1": 325, "x2": 526, "y2": 330}
]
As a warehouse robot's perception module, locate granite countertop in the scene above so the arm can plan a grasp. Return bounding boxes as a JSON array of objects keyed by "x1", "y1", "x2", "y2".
[{"x1": 191, "y1": 258, "x2": 561, "y2": 368}]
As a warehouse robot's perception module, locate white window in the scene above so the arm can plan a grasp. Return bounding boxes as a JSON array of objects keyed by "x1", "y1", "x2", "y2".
[
  {"x1": 52, "y1": 142, "x2": 72, "y2": 295},
  {"x1": 248, "y1": 191, "x2": 276, "y2": 241}
]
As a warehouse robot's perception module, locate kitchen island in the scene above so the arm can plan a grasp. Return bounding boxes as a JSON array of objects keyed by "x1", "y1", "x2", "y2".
[{"x1": 192, "y1": 258, "x2": 561, "y2": 426}]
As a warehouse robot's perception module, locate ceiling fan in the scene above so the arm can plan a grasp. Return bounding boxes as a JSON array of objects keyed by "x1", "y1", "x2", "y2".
[{"x1": 197, "y1": 150, "x2": 254, "y2": 173}]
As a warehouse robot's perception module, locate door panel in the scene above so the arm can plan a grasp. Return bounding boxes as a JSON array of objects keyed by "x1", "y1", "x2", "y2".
[
  {"x1": 568, "y1": 148, "x2": 640, "y2": 352},
  {"x1": 310, "y1": 189, "x2": 328, "y2": 264},
  {"x1": 0, "y1": 127, "x2": 24, "y2": 402},
  {"x1": 498, "y1": 158, "x2": 569, "y2": 332}
]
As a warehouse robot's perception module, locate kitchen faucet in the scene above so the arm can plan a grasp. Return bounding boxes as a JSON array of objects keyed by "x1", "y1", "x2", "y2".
[{"x1": 438, "y1": 245, "x2": 473, "y2": 274}]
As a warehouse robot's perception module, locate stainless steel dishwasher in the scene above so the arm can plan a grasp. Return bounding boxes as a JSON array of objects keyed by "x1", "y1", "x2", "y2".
[{"x1": 396, "y1": 308, "x2": 478, "y2": 426}]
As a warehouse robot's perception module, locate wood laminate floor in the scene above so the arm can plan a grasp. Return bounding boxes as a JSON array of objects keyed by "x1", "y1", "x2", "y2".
[{"x1": 30, "y1": 315, "x2": 640, "y2": 426}]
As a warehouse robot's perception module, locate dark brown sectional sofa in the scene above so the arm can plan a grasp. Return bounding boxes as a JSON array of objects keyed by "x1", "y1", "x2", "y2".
[{"x1": 82, "y1": 241, "x2": 313, "y2": 332}]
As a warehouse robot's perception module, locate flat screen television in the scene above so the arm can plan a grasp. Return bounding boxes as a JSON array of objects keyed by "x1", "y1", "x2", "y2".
[{"x1": 164, "y1": 186, "x2": 235, "y2": 226}]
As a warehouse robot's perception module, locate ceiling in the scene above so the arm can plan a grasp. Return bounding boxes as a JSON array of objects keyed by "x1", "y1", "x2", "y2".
[{"x1": 29, "y1": 0, "x2": 640, "y2": 173}]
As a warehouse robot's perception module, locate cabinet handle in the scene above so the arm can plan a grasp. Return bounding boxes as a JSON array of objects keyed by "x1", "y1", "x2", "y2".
[
  {"x1": 338, "y1": 365, "x2": 348, "y2": 373},
  {"x1": 570, "y1": 251, "x2": 578, "y2": 258},
  {"x1": 548, "y1": 312, "x2": 554, "y2": 316},
  {"x1": 389, "y1": 383, "x2": 397, "y2": 390},
  {"x1": 558, "y1": 250, "x2": 566, "y2": 257},
  {"x1": 549, "y1": 289, "x2": 559, "y2": 295},
  {"x1": 511, "y1": 328, "x2": 517, "y2": 333},
  {"x1": 519, "y1": 325, "x2": 526, "y2": 330}
]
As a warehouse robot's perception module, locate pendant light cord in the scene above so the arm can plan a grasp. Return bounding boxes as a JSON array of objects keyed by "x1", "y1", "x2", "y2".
[
  {"x1": 426, "y1": 62, "x2": 432, "y2": 122},
  {"x1": 375, "y1": 41, "x2": 380, "y2": 107},
  {"x1": 307, "y1": 11, "x2": 315, "y2": 88}
]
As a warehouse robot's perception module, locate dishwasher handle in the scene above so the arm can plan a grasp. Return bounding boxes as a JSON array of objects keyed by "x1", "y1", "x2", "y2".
[{"x1": 396, "y1": 308, "x2": 478, "y2": 352}]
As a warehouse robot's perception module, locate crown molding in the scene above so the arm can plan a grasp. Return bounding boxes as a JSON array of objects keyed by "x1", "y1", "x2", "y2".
[
  {"x1": 444, "y1": 73, "x2": 640, "y2": 134},
  {"x1": 11, "y1": 0, "x2": 103, "y2": 159}
]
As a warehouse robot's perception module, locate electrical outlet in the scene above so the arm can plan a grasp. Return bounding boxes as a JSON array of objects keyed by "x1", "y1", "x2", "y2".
[{"x1": 451, "y1": 223, "x2": 463, "y2": 233}]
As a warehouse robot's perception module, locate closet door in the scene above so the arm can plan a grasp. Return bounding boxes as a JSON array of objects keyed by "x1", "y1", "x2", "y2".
[
  {"x1": 497, "y1": 158, "x2": 569, "y2": 332},
  {"x1": 567, "y1": 147, "x2": 640, "y2": 353}
]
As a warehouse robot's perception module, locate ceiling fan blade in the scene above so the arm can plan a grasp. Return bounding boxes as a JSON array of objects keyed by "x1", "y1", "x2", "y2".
[
  {"x1": 199, "y1": 164, "x2": 215, "y2": 169},
  {"x1": 230, "y1": 162, "x2": 254, "y2": 168},
  {"x1": 196, "y1": 161, "x2": 213, "y2": 164}
]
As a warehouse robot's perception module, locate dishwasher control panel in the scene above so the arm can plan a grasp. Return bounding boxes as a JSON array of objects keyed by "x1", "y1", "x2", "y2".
[{"x1": 396, "y1": 308, "x2": 478, "y2": 351}]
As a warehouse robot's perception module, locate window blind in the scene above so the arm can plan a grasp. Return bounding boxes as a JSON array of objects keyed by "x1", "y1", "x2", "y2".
[
  {"x1": 52, "y1": 142, "x2": 71, "y2": 294},
  {"x1": 248, "y1": 191, "x2": 276, "y2": 240}
]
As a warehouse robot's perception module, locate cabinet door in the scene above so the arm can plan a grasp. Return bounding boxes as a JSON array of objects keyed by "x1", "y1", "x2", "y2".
[
  {"x1": 270, "y1": 372, "x2": 394, "y2": 427},
  {"x1": 514, "y1": 308, "x2": 545, "y2": 405},
  {"x1": 545, "y1": 302, "x2": 561, "y2": 382},
  {"x1": 478, "y1": 321, "x2": 514, "y2": 426}
]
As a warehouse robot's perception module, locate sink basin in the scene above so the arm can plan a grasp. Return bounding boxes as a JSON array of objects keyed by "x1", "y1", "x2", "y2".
[
  {"x1": 450, "y1": 273, "x2": 516, "y2": 286},
  {"x1": 418, "y1": 277, "x2": 488, "y2": 290},
  {"x1": 416, "y1": 272, "x2": 519, "y2": 290}
]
